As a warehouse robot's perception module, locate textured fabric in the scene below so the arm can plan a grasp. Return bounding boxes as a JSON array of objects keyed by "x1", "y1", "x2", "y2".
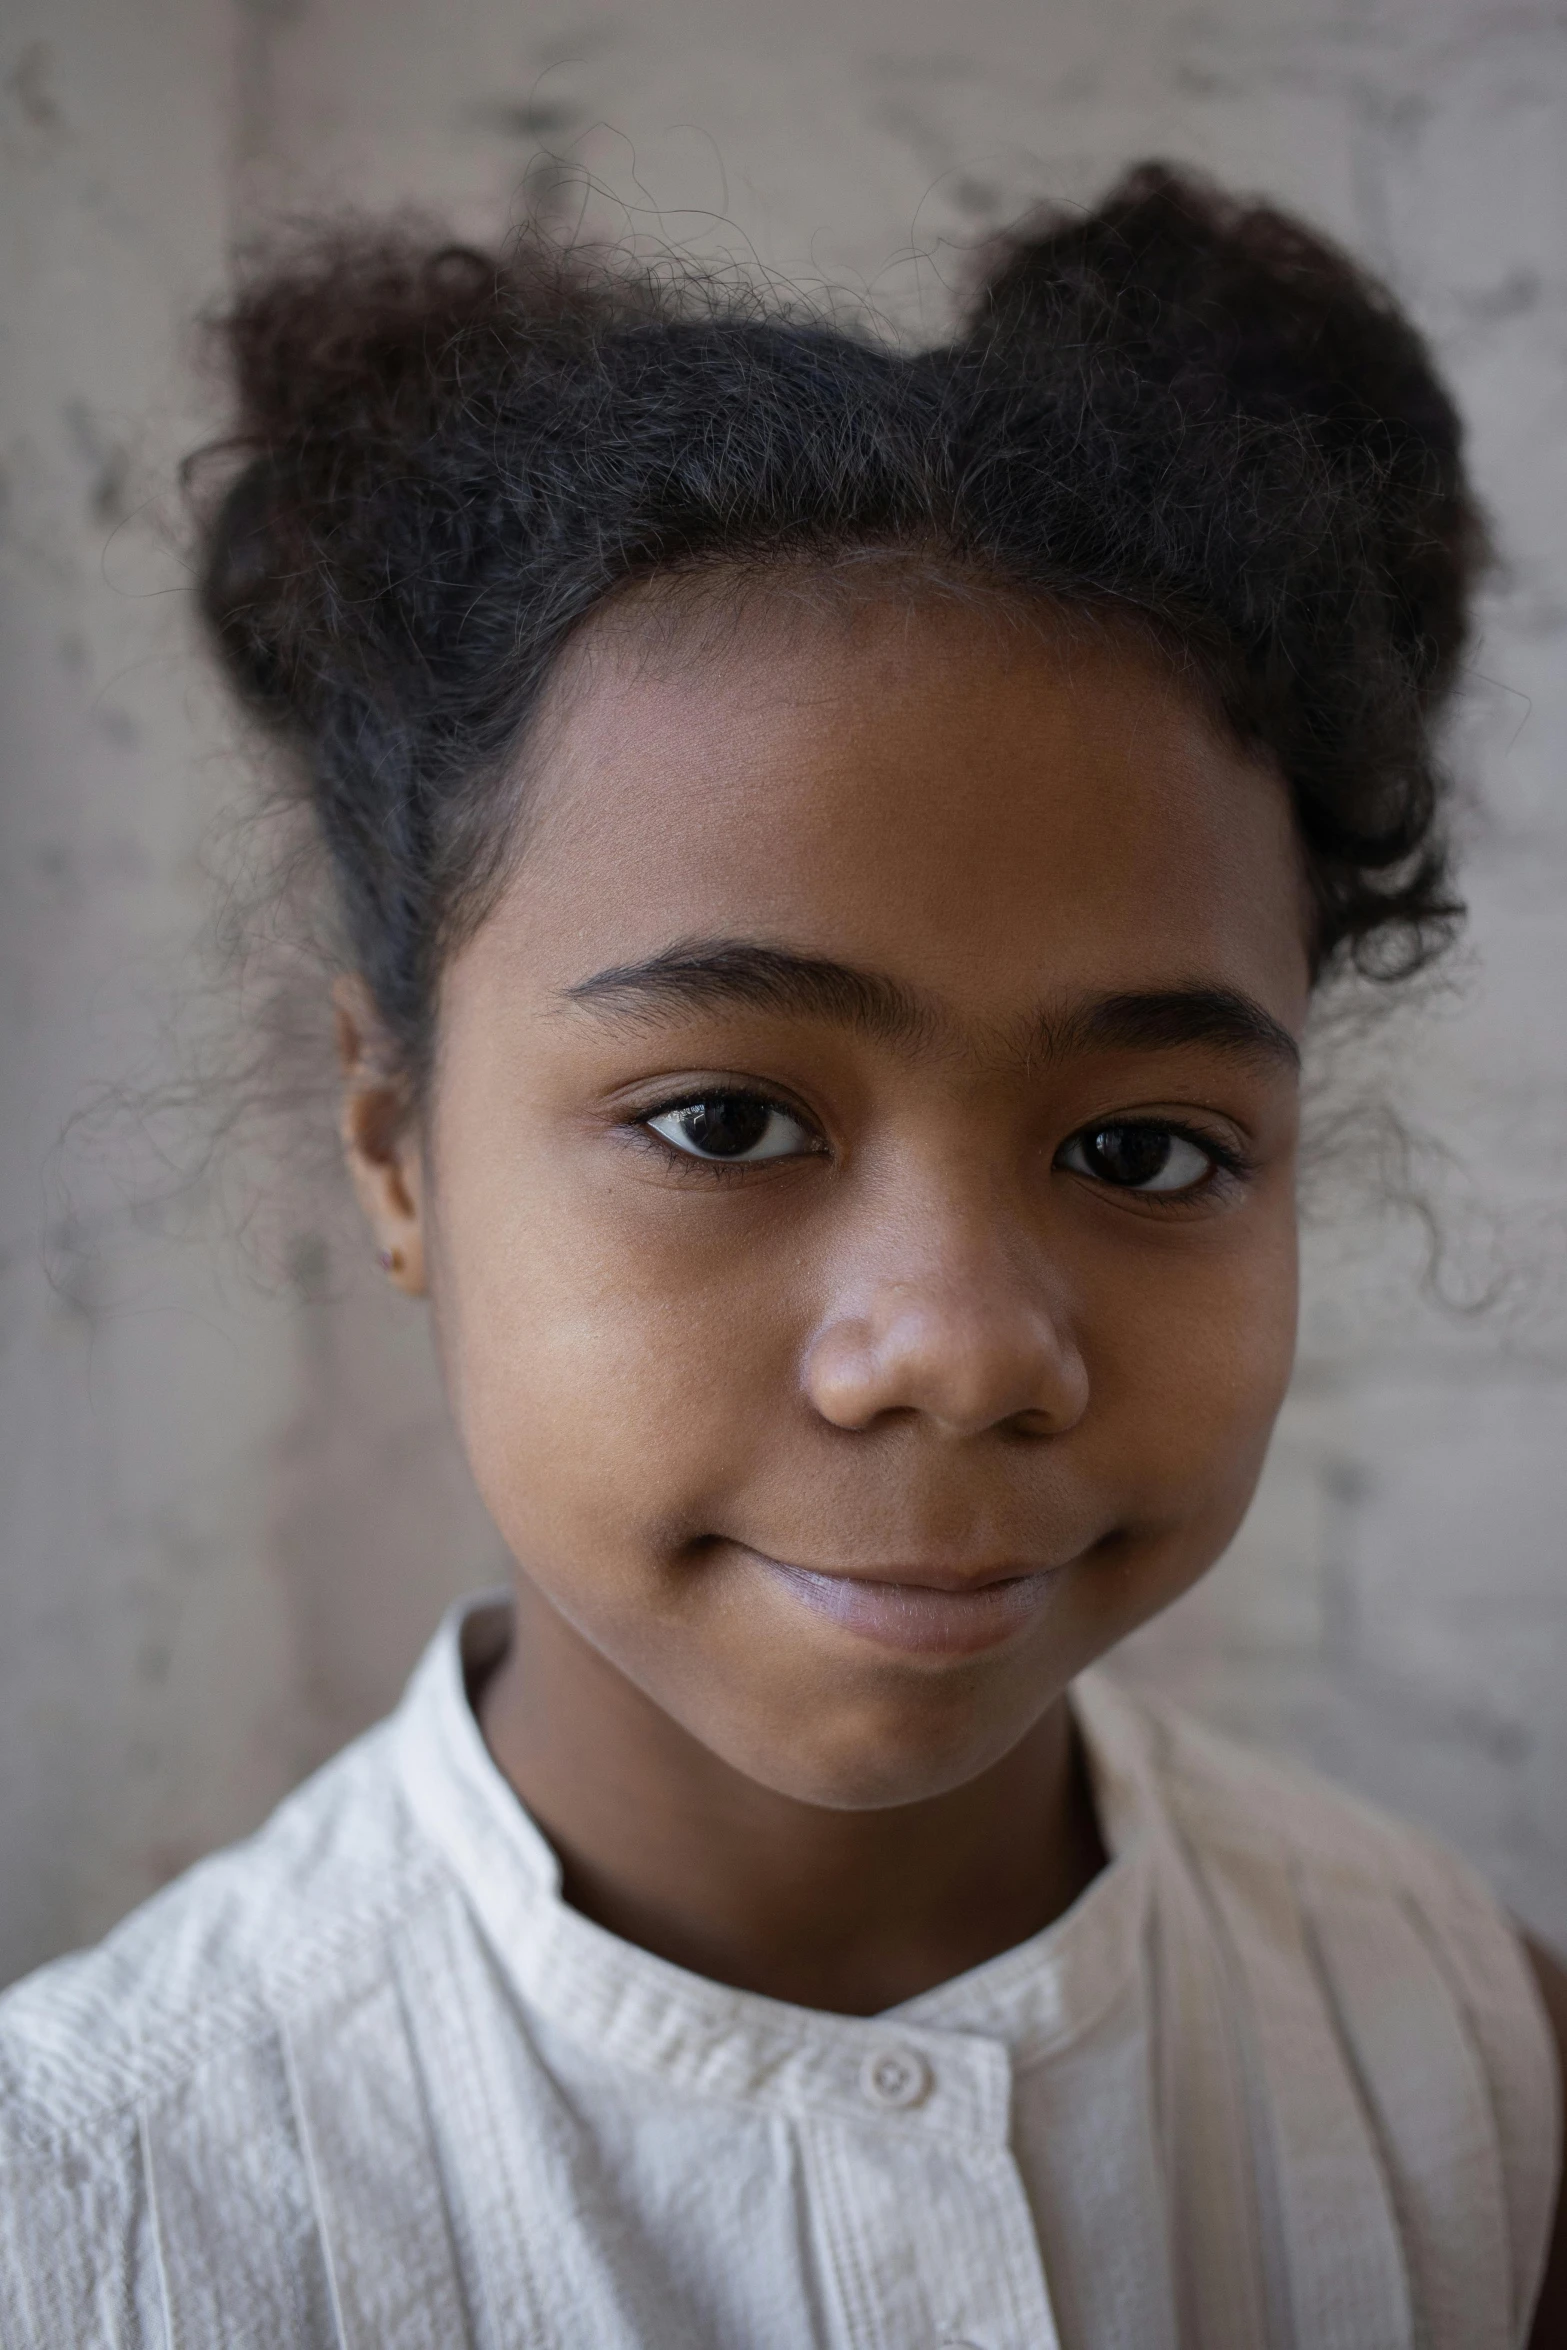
[{"x1": 0, "y1": 1598, "x2": 1557, "y2": 2350}]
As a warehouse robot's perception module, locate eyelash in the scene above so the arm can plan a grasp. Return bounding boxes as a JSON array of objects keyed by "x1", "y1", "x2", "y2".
[
  {"x1": 1068, "y1": 1119, "x2": 1254, "y2": 1201},
  {"x1": 629, "y1": 1092, "x2": 824, "y2": 1179},
  {"x1": 629, "y1": 1092, "x2": 1253, "y2": 1200}
]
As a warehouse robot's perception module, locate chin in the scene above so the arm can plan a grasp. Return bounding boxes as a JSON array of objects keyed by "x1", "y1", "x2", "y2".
[{"x1": 717, "y1": 1684, "x2": 1052, "y2": 1813}]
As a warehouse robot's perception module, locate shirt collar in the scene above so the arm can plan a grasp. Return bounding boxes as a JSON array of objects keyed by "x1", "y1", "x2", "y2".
[{"x1": 392, "y1": 1593, "x2": 1154, "y2": 2125}]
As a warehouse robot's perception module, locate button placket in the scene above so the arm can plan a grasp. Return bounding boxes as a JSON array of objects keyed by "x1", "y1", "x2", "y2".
[{"x1": 803, "y1": 2030, "x2": 1062, "y2": 2350}]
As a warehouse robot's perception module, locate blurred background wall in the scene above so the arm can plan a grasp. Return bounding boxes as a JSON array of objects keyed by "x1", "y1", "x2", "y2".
[{"x1": 2, "y1": 0, "x2": 1564, "y2": 1986}]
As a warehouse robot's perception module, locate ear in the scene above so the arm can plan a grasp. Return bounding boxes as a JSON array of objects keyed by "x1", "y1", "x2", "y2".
[{"x1": 333, "y1": 974, "x2": 428, "y2": 1295}]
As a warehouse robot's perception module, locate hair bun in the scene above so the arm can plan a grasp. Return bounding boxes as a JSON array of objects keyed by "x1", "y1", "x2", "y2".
[
  {"x1": 199, "y1": 238, "x2": 510, "y2": 729},
  {"x1": 965, "y1": 161, "x2": 1486, "y2": 702}
]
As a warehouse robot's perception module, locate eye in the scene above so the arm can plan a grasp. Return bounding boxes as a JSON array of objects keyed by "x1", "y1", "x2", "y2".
[
  {"x1": 644, "y1": 1093, "x2": 821, "y2": 1165},
  {"x1": 1058, "y1": 1122, "x2": 1223, "y2": 1195}
]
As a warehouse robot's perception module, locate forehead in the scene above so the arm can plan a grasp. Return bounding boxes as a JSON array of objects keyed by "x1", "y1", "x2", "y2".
[{"x1": 495, "y1": 584, "x2": 1311, "y2": 1028}]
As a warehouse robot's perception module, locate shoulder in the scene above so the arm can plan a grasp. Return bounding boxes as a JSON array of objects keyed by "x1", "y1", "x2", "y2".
[
  {"x1": 0, "y1": 1719, "x2": 454, "y2": 2344},
  {"x1": 1081, "y1": 1671, "x2": 1563, "y2": 2336},
  {"x1": 0, "y1": 1716, "x2": 441, "y2": 2161},
  {"x1": 1521, "y1": 1936, "x2": 1567, "y2": 2347},
  {"x1": 1088, "y1": 1667, "x2": 1536, "y2": 1925}
]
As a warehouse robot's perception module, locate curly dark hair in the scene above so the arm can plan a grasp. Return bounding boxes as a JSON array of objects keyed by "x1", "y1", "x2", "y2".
[{"x1": 196, "y1": 162, "x2": 1486, "y2": 1090}]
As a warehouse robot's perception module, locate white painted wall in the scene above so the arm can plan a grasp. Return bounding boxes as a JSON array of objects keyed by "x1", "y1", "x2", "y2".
[{"x1": 2, "y1": 0, "x2": 1564, "y2": 1986}]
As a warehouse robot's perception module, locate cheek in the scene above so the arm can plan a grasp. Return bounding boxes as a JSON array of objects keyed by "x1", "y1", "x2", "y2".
[
  {"x1": 1090, "y1": 1205, "x2": 1298, "y2": 1532},
  {"x1": 430, "y1": 1152, "x2": 804, "y2": 1552}
]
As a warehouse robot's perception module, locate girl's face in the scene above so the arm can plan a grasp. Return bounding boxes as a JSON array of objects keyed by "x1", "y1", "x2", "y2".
[{"x1": 362, "y1": 590, "x2": 1311, "y2": 1810}]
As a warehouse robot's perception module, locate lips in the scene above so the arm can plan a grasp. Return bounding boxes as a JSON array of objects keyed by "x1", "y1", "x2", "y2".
[{"x1": 742, "y1": 1548, "x2": 1061, "y2": 1657}]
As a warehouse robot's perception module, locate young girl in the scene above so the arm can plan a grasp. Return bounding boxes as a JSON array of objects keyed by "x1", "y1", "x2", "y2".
[{"x1": 1, "y1": 164, "x2": 1562, "y2": 2349}]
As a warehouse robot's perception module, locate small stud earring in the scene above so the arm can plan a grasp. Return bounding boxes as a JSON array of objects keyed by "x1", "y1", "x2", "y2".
[{"x1": 378, "y1": 1247, "x2": 402, "y2": 1275}]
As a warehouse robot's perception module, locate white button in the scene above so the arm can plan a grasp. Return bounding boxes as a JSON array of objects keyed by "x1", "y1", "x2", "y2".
[{"x1": 859, "y1": 2044, "x2": 931, "y2": 2110}]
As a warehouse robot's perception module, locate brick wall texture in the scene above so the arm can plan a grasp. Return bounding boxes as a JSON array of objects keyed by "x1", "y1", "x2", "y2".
[{"x1": 2, "y1": 0, "x2": 1563, "y2": 1983}]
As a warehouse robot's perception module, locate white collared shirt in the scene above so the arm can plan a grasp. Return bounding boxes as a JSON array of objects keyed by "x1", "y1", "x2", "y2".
[{"x1": 0, "y1": 1597, "x2": 1558, "y2": 2349}]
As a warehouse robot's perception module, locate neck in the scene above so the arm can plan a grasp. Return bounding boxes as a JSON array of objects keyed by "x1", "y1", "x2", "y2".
[{"x1": 477, "y1": 1578, "x2": 1107, "y2": 2016}]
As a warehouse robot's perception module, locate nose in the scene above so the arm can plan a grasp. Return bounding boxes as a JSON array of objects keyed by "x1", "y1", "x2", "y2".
[{"x1": 801, "y1": 1221, "x2": 1089, "y2": 1441}]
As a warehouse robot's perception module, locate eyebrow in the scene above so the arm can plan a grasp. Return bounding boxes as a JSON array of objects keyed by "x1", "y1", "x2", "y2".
[
  {"x1": 1038, "y1": 988, "x2": 1301, "y2": 1071},
  {"x1": 563, "y1": 939, "x2": 936, "y2": 1049},
  {"x1": 561, "y1": 938, "x2": 1300, "y2": 1072}
]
